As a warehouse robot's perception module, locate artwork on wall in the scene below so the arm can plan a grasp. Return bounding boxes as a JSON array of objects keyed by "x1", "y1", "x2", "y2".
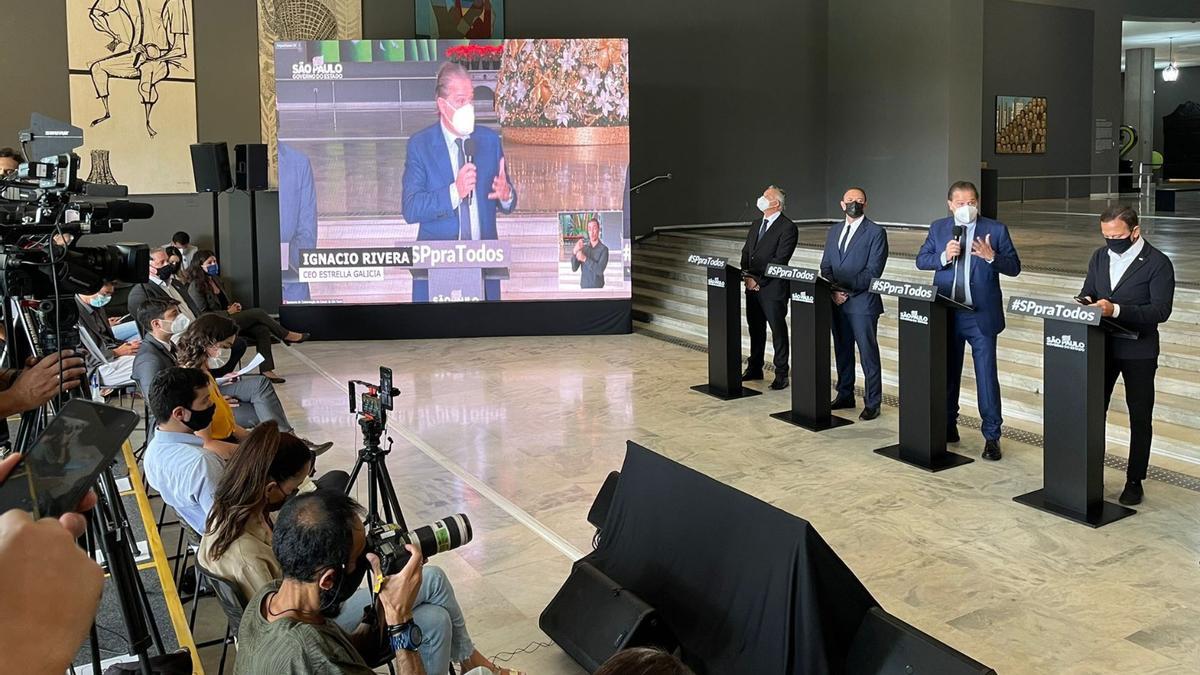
[
  {"x1": 995, "y1": 95, "x2": 1047, "y2": 154},
  {"x1": 416, "y1": 0, "x2": 504, "y2": 39},
  {"x1": 257, "y1": 0, "x2": 362, "y2": 186},
  {"x1": 67, "y1": 0, "x2": 197, "y2": 193}
]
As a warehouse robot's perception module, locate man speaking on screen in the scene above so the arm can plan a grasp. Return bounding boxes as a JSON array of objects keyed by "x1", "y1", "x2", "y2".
[{"x1": 402, "y1": 61, "x2": 518, "y2": 302}]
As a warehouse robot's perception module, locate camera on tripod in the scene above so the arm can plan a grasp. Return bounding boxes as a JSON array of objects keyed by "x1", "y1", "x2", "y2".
[
  {"x1": 367, "y1": 514, "x2": 474, "y2": 575},
  {"x1": 349, "y1": 366, "x2": 400, "y2": 427}
]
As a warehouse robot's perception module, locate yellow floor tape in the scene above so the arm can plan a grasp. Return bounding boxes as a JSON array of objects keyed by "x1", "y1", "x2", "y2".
[{"x1": 121, "y1": 441, "x2": 206, "y2": 675}]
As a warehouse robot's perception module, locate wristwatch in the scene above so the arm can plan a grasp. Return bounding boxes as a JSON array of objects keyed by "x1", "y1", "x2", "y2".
[{"x1": 388, "y1": 620, "x2": 423, "y2": 652}]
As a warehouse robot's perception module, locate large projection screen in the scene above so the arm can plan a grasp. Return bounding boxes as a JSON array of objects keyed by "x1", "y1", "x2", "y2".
[{"x1": 274, "y1": 39, "x2": 631, "y2": 338}]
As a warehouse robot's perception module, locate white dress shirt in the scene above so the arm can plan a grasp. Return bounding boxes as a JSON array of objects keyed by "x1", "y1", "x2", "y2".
[
  {"x1": 838, "y1": 215, "x2": 865, "y2": 250},
  {"x1": 442, "y1": 124, "x2": 514, "y2": 240},
  {"x1": 1106, "y1": 237, "x2": 1145, "y2": 318}
]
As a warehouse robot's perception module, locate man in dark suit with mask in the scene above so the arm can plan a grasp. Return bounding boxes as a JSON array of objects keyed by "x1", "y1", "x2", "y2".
[
  {"x1": 1078, "y1": 205, "x2": 1174, "y2": 505},
  {"x1": 916, "y1": 181, "x2": 1021, "y2": 460},
  {"x1": 740, "y1": 185, "x2": 799, "y2": 390},
  {"x1": 821, "y1": 187, "x2": 889, "y2": 420}
]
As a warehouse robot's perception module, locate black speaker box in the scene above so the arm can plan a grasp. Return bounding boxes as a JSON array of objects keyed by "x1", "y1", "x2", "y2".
[
  {"x1": 847, "y1": 607, "x2": 996, "y2": 674},
  {"x1": 189, "y1": 142, "x2": 232, "y2": 192},
  {"x1": 540, "y1": 562, "x2": 677, "y2": 673},
  {"x1": 235, "y1": 143, "x2": 268, "y2": 191}
]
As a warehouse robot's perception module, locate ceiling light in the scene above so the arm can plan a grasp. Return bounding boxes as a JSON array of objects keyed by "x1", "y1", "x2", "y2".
[{"x1": 1163, "y1": 38, "x2": 1180, "y2": 82}]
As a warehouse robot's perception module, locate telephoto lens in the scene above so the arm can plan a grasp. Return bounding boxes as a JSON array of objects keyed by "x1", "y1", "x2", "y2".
[{"x1": 368, "y1": 514, "x2": 473, "y2": 575}]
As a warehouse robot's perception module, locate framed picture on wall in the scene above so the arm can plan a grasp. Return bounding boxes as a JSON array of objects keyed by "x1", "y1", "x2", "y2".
[{"x1": 995, "y1": 96, "x2": 1047, "y2": 154}]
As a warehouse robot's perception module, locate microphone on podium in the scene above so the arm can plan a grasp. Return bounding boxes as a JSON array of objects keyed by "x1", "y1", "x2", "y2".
[{"x1": 463, "y1": 137, "x2": 476, "y2": 205}]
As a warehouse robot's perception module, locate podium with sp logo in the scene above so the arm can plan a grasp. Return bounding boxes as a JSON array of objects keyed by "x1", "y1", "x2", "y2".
[
  {"x1": 764, "y1": 264, "x2": 853, "y2": 431},
  {"x1": 869, "y1": 278, "x2": 974, "y2": 471},
  {"x1": 687, "y1": 254, "x2": 761, "y2": 400},
  {"x1": 1008, "y1": 297, "x2": 1138, "y2": 527}
]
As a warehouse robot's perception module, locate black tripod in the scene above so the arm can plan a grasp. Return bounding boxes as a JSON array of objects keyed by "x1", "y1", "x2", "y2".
[{"x1": 345, "y1": 415, "x2": 408, "y2": 531}]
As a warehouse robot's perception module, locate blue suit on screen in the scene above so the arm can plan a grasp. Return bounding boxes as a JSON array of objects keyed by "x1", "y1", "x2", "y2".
[
  {"x1": 915, "y1": 215, "x2": 1021, "y2": 440},
  {"x1": 820, "y1": 217, "x2": 888, "y2": 408},
  {"x1": 401, "y1": 123, "x2": 517, "y2": 302}
]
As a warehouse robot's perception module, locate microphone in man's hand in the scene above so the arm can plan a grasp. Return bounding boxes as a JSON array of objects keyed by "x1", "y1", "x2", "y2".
[
  {"x1": 463, "y1": 137, "x2": 476, "y2": 205},
  {"x1": 952, "y1": 224, "x2": 965, "y2": 255}
]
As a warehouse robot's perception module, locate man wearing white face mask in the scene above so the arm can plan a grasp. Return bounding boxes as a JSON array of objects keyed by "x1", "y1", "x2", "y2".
[
  {"x1": 740, "y1": 185, "x2": 798, "y2": 390},
  {"x1": 402, "y1": 61, "x2": 517, "y2": 302},
  {"x1": 916, "y1": 181, "x2": 1022, "y2": 460}
]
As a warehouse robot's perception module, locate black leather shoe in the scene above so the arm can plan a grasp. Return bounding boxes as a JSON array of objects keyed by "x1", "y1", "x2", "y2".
[
  {"x1": 982, "y1": 439, "x2": 1002, "y2": 461},
  {"x1": 859, "y1": 407, "x2": 880, "y2": 421},
  {"x1": 742, "y1": 368, "x2": 764, "y2": 381},
  {"x1": 284, "y1": 332, "x2": 311, "y2": 346},
  {"x1": 302, "y1": 439, "x2": 334, "y2": 456},
  {"x1": 769, "y1": 376, "x2": 789, "y2": 390},
  {"x1": 1119, "y1": 480, "x2": 1143, "y2": 506},
  {"x1": 947, "y1": 427, "x2": 960, "y2": 443},
  {"x1": 830, "y1": 397, "x2": 856, "y2": 410}
]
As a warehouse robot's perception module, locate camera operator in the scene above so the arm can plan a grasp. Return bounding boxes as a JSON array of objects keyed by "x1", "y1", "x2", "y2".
[
  {"x1": 0, "y1": 453, "x2": 105, "y2": 675},
  {"x1": 0, "y1": 147, "x2": 22, "y2": 177},
  {"x1": 236, "y1": 490, "x2": 507, "y2": 675}
]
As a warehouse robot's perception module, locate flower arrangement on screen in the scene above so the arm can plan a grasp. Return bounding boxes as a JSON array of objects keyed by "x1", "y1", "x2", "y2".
[
  {"x1": 445, "y1": 44, "x2": 504, "y2": 68},
  {"x1": 496, "y1": 38, "x2": 629, "y2": 128}
]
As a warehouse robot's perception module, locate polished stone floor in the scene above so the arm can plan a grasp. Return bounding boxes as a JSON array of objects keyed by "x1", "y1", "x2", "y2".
[{"x1": 183, "y1": 334, "x2": 1200, "y2": 674}]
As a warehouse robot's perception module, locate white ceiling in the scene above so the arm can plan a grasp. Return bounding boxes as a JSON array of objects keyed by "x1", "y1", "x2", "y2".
[{"x1": 1122, "y1": 21, "x2": 1200, "y2": 70}]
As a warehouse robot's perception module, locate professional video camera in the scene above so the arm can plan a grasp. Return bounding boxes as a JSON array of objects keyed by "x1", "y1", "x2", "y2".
[
  {"x1": 0, "y1": 114, "x2": 151, "y2": 302},
  {"x1": 367, "y1": 514, "x2": 474, "y2": 575}
]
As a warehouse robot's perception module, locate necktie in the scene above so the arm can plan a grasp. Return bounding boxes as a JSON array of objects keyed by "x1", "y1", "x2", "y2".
[
  {"x1": 839, "y1": 223, "x2": 852, "y2": 253},
  {"x1": 455, "y1": 138, "x2": 472, "y2": 240},
  {"x1": 759, "y1": 218, "x2": 769, "y2": 241},
  {"x1": 953, "y1": 247, "x2": 967, "y2": 304}
]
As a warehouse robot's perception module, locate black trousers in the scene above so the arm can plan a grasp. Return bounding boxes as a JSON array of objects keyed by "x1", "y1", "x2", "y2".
[
  {"x1": 231, "y1": 308, "x2": 290, "y2": 372},
  {"x1": 746, "y1": 291, "x2": 789, "y2": 376},
  {"x1": 1103, "y1": 356, "x2": 1157, "y2": 481}
]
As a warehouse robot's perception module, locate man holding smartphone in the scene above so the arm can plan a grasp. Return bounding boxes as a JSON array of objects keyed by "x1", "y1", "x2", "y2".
[{"x1": 1077, "y1": 205, "x2": 1175, "y2": 505}]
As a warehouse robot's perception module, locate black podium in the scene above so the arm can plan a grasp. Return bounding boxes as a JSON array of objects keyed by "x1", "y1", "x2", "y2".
[
  {"x1": 869, "y1": 278, "x2": 974, "y2": 471},
  {"x1": 1008, "y1": 297, "x2": 1138, "y2": 527},
  {"x1": 763, "y1": 264, "x2": 853, "y2": 431},
  {"x1": 688, "y1": 254, "x2": 761, "y2": 400}
]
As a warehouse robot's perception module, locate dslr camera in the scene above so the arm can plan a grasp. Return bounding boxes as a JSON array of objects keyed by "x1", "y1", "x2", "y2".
[{"x1": 367, "y1": 514, "x2": 474, "y2": 575}]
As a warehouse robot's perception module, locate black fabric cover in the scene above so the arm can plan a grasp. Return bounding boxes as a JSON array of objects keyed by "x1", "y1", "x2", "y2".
[
  {"x1": 1163, "y1": 101, "x2": 1200, "y2": 180},
  {"x1": 581, "y1": 442, "x2": 877, "y2": 674}
]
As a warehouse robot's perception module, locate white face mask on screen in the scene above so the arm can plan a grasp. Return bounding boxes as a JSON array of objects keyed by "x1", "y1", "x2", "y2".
[{"x1": 448, "y1": 101, "x2": 476, "y2": 136}]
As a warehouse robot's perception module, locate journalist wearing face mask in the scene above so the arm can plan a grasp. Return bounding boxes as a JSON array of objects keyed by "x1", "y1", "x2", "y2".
[
  {"x1": 126, "y1": 247, "x2": 199, "y2": 330},
  {"x1": 739, "y1": 185, "x2": 799, "y2": 390},
  {"x1": 820, "y1": 187, "x2": 889, "y2": 420},
  {"x1": 916, "y1": 181, "x2": 1022, "y2": 461},
  {"x1": 175, "y1": 314, "x2": 255, "y2": 459},
  {"x1": 142, "y1": 367, "x2": 225, "y2": 535},
  {"x1": 198, "y1": 422, "x2": 350, "y2": 601},
  {"x1": 400, "y1": 61, "x2": 518, "y2": 303},
  {"x1": 1076, "y1": 205, "x2": 1175, "y2": 506}
]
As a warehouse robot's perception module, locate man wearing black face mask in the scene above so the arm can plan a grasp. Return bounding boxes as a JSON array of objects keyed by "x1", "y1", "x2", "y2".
[
  {"x1": 1077, "y1": 205, "x2": 1175, "y2": 505},
  {"x1": 143, "y1": 367, "x2": 223, "y2": 534},
  {"x1": 127, "y1": 247, "x2": 199, "y2": 323},
  {"x1": 821, "y1": 187, "x2": 889, "y2": 420}
]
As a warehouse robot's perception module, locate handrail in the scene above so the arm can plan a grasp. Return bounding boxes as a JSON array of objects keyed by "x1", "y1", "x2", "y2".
[
  {"x1": 997, "y1": 171, "x2": 1154, "y2": 203},
  {"x1": 998, "y1": 172, "x2": 1147, "y2": 180},
  {"x1": 630, "y1": 173, "x2": 672, "y2": 194}
]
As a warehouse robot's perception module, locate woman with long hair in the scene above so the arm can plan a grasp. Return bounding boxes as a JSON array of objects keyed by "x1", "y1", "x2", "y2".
[
  {"x1": 199, "y1": 424, "x2": 515, "y2": 675},
  {"x1": 185, "y1": 249, "x2": 309, "y2": 384}
]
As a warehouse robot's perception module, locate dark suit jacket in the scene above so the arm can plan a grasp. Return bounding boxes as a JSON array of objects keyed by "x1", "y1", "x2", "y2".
[
  {"x1": 572, "y1": 241, "x2": 609, "y2": 288},
  {"x1": 915, "y1": 216, "x2": 1021, "y2": 337},
  {"x1": 188, "y1": 276, "x2": 233, "y2": 314},
  {"x1": 740, "y1": 213, "x2": 799, "y2": 301},
  {"x1": 126, "y1": 282, "x2": 170, "y2": 327},
  {"x1": 820, "y1": 217, "x2": 889, "y2": 316},
  {"x1": 75, "y1": 298, "x2": 118, "y2": 355},
  {"x1": 401, "y1": 124, "x2": 517, "y2": 240},
  {"x1": 1080, "y1": 240, "x2": 1175, "y2": 359},
  {"x1": 132, "y1": 334, "x2": 176, "y2": 399}
]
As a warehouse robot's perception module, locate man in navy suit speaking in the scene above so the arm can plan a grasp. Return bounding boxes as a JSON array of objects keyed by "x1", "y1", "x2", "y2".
[
  {"x1": 916, "y1": 181, "x2": 1021, "y2": 461},
  {"x1": 821, "y1": 187, "x2": 889, "y2": 421},
  {"x1": 402, "y1": 62, "x2": 517, "y2": 302}
]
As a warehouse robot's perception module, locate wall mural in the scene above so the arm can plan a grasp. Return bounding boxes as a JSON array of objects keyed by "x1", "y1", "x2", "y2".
[
  {"x1": 67, "y1": 0, "x2": 197, "y2": 193},
  {"x1": 995, "y1": 95, "x2": 1047, "y2": 155},
  {"x1": 257, "y1": 0, "x2": 362, "y2": 186}
]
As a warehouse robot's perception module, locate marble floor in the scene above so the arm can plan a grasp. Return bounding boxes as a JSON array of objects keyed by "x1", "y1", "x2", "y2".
[{"x1": 192, "y1": 334, "x2": 1200, "y2": 674}]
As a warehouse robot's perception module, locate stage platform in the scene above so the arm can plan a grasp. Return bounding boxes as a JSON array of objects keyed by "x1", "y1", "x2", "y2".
[
  {"x1": 176, "y1": 331, "x2": 1200, "y2": 674},
  {"x1": 634, "y1": 198, "x2": 1200, "y2": 474}
]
